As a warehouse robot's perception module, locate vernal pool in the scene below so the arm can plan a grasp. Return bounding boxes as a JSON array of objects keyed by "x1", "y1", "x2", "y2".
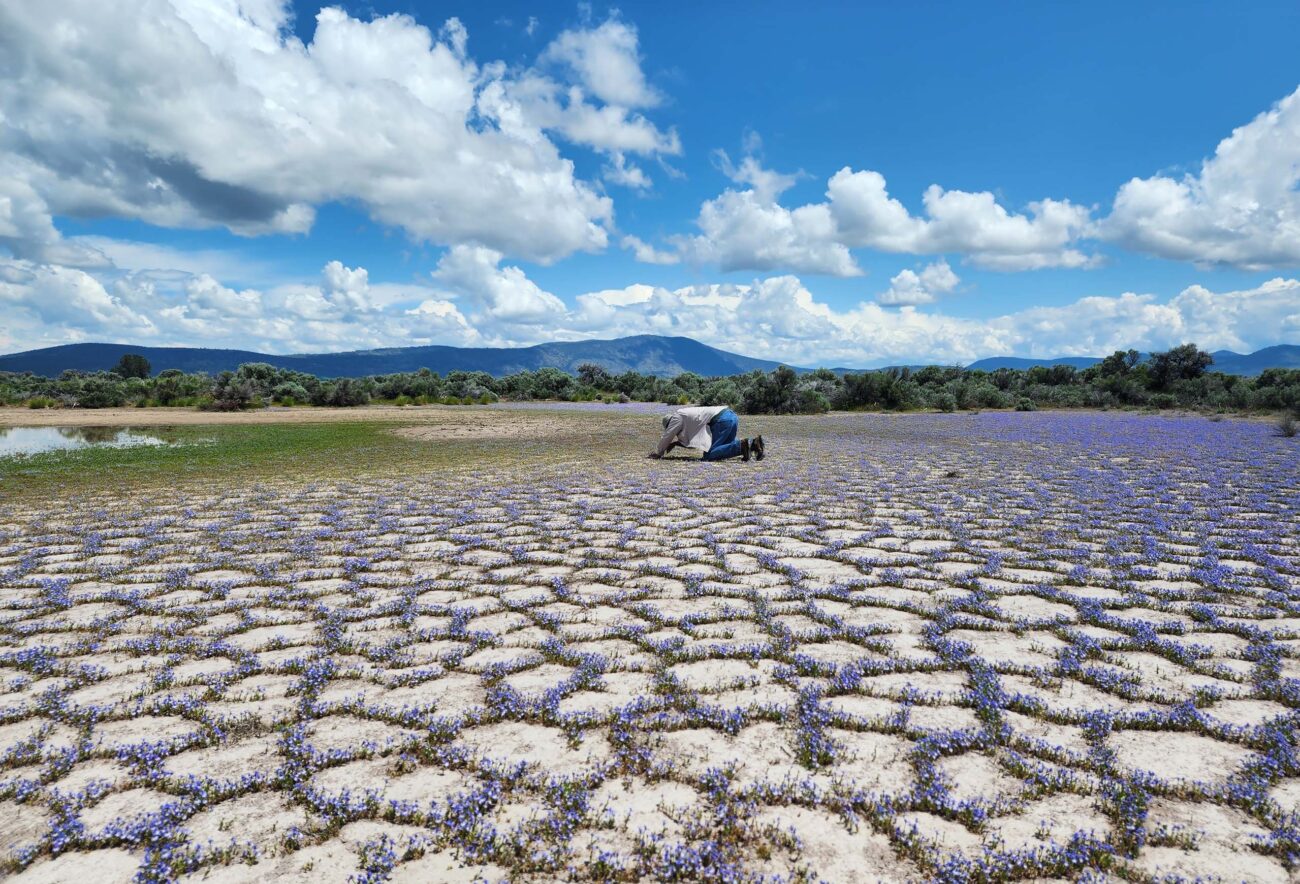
[{"x1": 0, "y1": 426, "x2": 180, "y2": 457}]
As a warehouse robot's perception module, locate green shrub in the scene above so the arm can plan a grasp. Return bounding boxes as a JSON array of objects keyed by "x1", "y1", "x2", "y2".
[
  {"x1": 322, "y1": 378, "x2": 370, "y2": 407},
  {"x1": 75, "y1": 375, "x2": 129, "y2": 408},
  {"x1": 796, "y1": 388, "x2": 831, "y2": 413},
  {"x1": 738, "y1": 365, "x2": 829, "y2": 414},
  {"x1": 204, "y1": 372, "x2": 259, "y2": 411},
  {"x1": 1279, "y1": 411, "x2": 1298, "y2": 438},
  {"x1": 271, "y1": 381, "x2": 309, "y2": 404},
  {"x1": 1015, "y1": 397, "x2": 1037, "y2": 412},
  {"x1": 966, "y1": 382, "x2": 1009, "y2": 409},
  {"x1": 112, "y1": 353, "x2": 152, "y2": 379},
  {"x1": 699, "y1": 379, "x2": 741, "y2": 407},
  {"x1": 3, "y1": 344, "x2": 1294, "y2": 417}
]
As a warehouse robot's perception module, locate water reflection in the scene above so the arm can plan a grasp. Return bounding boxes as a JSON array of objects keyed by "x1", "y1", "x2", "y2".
[{"x1": 0, "y1": 426, "x2": 175, "y2": 457}]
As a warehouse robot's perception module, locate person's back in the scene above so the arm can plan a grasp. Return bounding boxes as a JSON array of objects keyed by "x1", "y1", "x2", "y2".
[
  {"x1": 672, "y1": 405, "x2": 727, "y2": 450},
  {"x1": 651, "y1": 405, "x2": 764, "y2": 461}
]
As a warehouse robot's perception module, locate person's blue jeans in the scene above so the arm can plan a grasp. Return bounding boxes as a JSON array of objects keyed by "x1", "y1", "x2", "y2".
[{"x1": 702, "y1": 409, "x2": 742, "y2": 461}]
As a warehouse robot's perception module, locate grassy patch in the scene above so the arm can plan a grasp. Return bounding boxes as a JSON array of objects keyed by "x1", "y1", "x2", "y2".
[
  {"x1": 0, "y1": 422, "x2": 495, "y2": 498},
  {"x1": 0, "y1": 408, "x2": 674, "y2": 499}
]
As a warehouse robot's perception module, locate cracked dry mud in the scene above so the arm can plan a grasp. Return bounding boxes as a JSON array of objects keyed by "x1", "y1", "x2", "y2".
[{"x1": 1, "y1": 410, "x2": 1298, "y2": 882}]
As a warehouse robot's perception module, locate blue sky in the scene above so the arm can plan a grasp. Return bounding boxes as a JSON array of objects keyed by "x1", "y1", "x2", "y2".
[{"x1": 2, "y1": 0, "x2": 1299, "y2": 365}]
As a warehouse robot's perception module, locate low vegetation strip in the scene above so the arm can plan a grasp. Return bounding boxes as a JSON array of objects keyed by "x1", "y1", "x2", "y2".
[{"x1": 4, "y1": 344, "x2": 1299, "y2": 416}]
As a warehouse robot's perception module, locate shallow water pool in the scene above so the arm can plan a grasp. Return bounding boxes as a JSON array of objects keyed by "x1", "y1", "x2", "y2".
[{"x1": 0, "y1": 426, "x2": 177, "y2": 457}]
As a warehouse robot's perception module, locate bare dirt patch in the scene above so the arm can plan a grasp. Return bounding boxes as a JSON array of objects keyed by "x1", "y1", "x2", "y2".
[{"x1": 392, "y1": 416, "x2": 579, "y2": 441}]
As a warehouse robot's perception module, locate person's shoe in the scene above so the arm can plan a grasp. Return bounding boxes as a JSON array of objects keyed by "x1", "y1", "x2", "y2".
[
  {"x1": 740, "y1": 438, "x2": 751, "y2": 462},
  {"x1": 752, "y1": 435, "x2": 765, "y2": 461}
]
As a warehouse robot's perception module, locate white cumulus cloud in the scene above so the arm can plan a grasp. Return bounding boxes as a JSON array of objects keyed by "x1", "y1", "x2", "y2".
[
  {"x1": 666, "y1": 83, "x2": 1300, "y2": 276},
  {"x1": 673, "y1": 154, "x2": 1096, "y2": 276},
  {"x1": 674, "y1": 150, "x2": 860, "y2": 275},
  {"x1": 542, "y1": 18, "x2": 661, "y2": 109},
  {"x1": 1102, "y1": 84, "x2": 1300, "y2": 269},
  {"x1": 558, "y1": 274, "x2": 1300, "y2": 366},
  {"x1": 879, "y1": 260, "x2": 961, "y2": 306},
  {"x1": 621, "y1": 235, "x2": 680, "y2": 265},
  {"x1": 4, "y1": 243, "x2": 1298, "y2": 367},
  {"x1": 827, "y1": 170, "x2": 1097, "y2": 270},
  {"x1": 0, "y1": 250, "x2": 477, "y2": 355},
  {"x1": 0, "y1": 1, "x2": 680, "y2": 265},
  {"x1": 432, "y1": 245, "x2": 567, "y2": 330}
]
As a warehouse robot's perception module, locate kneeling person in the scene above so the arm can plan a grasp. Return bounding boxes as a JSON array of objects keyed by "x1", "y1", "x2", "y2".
[{"x1": 650, "y1": 405, "x2": 765, "y2": 462}]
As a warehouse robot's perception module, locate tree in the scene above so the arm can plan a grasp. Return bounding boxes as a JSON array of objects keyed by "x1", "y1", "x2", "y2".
[
  {"x1": 577, "y1": 363, "x2": 612, "y2": 389},
  {"x1": 529, "y1": 367, "x2": 577, "y2": 400},
  {"x1": 1093, "y1": 349, "x2": 1141, "y2": 377},
  {"x1": 1148, "y1": 344, "x2": 1213, "y2": 390},
  {"x1": 113, "y1": 353, "x2": 151, "y2": 378},
  {"x1": 1026, "y1": 364, "x2": 1077, "y2": 386}
]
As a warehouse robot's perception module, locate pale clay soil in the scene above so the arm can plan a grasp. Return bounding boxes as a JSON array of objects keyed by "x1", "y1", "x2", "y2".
[{"x1": 0, "y1": 410, "x2": 1297, "y2": 882}]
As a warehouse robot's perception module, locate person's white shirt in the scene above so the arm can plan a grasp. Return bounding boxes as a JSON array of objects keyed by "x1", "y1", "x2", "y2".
[{"x1": 654, "y1": 405, "x2": 728, "y2": 456}]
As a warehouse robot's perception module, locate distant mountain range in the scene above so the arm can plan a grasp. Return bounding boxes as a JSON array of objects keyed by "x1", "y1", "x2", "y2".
[
  {"x1": 1, "y1": 337, "x2": 1297, "y2": 378},
  {"x1": 0, "y1": 336, "x2": 786, "y2": 379},
  {"x1": 967, "y1": 345, "x2": 1300, "y2": 376},
  {"x1": 965, "y1": 356, "x2": 1103, "y2": 371}
]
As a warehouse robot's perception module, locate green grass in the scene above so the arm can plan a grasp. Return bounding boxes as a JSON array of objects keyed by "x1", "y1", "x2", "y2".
[
  {"x1": 0, "y1": 407, "x2": 800, "y2": 500},
  {"x1": 0, "y1": 408, "x2": 670, "y2": 500},
  {"x1": 0, "y1": 422, "x2": 487, "y2": 498}
]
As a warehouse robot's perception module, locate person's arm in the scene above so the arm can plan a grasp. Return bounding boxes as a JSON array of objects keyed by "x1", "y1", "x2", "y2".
[{"x1": 652, "y1": 415, "x2": 684, "y2": 457}]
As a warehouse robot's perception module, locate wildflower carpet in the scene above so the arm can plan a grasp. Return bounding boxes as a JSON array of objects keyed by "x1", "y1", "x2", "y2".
[{"x1": 1, "y1": 410, "x2": 1297, "y2": 882}]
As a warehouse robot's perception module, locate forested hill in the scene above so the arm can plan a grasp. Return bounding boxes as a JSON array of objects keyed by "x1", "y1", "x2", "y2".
[
  {"x1": 3, "y1": 337, "x2": 1298, "y2": 378},
  {"x1": 0, "y1": 336, "x2": 786, "y2": 379},
  {"x1": 966, "y1": 345, "x2": 1300, "y2": 376}
]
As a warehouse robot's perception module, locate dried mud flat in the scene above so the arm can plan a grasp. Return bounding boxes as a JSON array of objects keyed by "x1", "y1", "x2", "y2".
[{"x1": 0, "y1": 411, "x2": 1297, "y2": 882}]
